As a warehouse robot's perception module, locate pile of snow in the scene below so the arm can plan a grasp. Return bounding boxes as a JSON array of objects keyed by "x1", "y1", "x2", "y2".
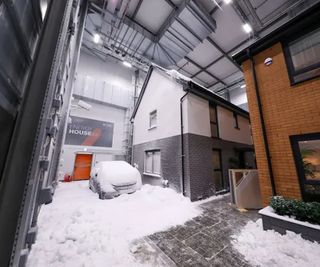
[
  {"x1": 165, "y1": 69, "x2": 191, "y2": 82},
  {"x1": 232, "y1": 219, "x2": 320, "y2": 267},
  {"x1": 27, "y1": 182, "x2": 202, "y2": 267}
]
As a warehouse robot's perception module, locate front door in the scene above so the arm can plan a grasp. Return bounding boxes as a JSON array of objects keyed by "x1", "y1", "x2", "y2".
[
  {"x1": 73, "y1": 153, "x2": 93, "y2": 181},
  {"x1": 212, "y1": 149, "x2": 224, "y2": 192}
]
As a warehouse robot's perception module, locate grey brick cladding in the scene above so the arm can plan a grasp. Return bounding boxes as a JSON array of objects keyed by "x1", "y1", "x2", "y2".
[
  {"x1": 132, "y1": 135, "x2": 183, "y2": 194},
  {"x1": 132, "y1": 133, "x2": 255, "y2": 201}
]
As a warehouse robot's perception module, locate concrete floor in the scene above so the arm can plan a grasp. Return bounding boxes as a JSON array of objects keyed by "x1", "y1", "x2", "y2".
[{"x1": 132, "y1": 195, "x2": 260, "y2": 267}]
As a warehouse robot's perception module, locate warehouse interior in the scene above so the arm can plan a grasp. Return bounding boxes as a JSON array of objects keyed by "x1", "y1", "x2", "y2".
[{"x1": 0, "y1": 0, "x2": 319, "y2": 266}]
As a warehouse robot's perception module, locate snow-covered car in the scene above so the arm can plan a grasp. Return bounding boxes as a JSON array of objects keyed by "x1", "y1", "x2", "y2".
[{"x1": 89, "y1": 161, "x2": 142, "y2": 199}]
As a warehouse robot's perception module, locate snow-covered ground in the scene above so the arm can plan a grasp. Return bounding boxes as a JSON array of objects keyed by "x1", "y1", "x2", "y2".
[
  {"x1": 27, "y1": 181, "x2": 202, "y2": 267},
  {"x1": 232, "y1": 219, "x2": 320, "y2": 267}
]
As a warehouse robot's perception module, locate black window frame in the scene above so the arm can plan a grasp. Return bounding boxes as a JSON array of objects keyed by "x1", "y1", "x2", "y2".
[
  {"x1": 283, "y1": 24, "x2": 320, "y2": 85},
  {"x1": 212, "y1": 148, "x2": 225, "y2": 191},
  {"x1": 233, "y1": 112, "x2": 240, "y2": 130},
  {"x1": 209, "y1": 104, "x2": 219, "y2": 138},
  {"x1": 290, "y1": 132, "x2": 320, "y2": 202},
  {"x1": 149, "y1": 109, "x2": 157, "y2": 129}
]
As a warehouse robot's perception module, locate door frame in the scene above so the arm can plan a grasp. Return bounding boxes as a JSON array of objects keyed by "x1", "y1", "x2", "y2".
[
  {"x1": 72, "y1": 152, "x2": 93, "y2": 181},
  {"x1": 212, "y1": 148, "x2": 224, "y2": 190}
]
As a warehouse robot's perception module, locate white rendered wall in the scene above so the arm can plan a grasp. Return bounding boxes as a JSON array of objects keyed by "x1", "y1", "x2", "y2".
[
  {"x1": 133, "y1": 68, "x2": 252, "y2": 146},
  {"x1": 217, "y1": 106, "x2": 252, "y2": 145},
  {"x1": 133, "y1": 69, "x2": 187, "y2": 145},
  {"x1": 186, "y1": 94, "x2": 211, "y2": 137}
]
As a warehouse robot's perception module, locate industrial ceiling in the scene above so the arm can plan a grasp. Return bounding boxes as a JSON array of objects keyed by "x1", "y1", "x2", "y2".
[{"x1": 83, "y1": 0, "x2": 319, "y2": 97}]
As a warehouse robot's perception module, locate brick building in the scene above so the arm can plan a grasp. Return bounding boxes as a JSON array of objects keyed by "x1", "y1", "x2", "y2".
[
  {"x1": 234, "y1": 6, "x2": 320, "y2": 205},
  {"x1": 131, "y1": 66, "x2": 255, "y2": 201}
]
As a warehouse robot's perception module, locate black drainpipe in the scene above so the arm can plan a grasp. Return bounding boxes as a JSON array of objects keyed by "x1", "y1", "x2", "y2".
[
  {"x1": 180, "y1": 89, "x2": 189, "y2": 196},
  {"x1": 248, "y1": 49, "x2": 277, "y2": 196}
]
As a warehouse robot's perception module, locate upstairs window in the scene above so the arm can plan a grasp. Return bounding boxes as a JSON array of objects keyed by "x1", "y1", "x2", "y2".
[
  {"x1": 233, "y1": 112, "x2": 240, "y2": 130},
  {"x1": 149, "y1": 110, "x2": 157, "y2": 129},
  {"x1": 209, "y1": 105, "x2": 219, "y2": 138},
  {"x1": 284, "y1": 26, "x2": 320, "y2": 84},
  {"x1": 144, "y1": 150, "x2": 161, "y2": 176}
]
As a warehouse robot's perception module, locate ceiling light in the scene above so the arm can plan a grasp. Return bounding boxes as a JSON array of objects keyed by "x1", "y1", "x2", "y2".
[
  {"x1": 240, "y1": 84, "x2": 246, "y2": 88},
  {"x1": 123, "y1": 61, "x2": 132, "y2": 68},
  {"x1": 223, "y1": 0, "x2": 232, "y2": 4},
  {"x1": 93, "y1": 33, "x2": 100, "y2": 44},
  {"x1": 243, "y1": 23, "x2": 252, "y2": 33}
]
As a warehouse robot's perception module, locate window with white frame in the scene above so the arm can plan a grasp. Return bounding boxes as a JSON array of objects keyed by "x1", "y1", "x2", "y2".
[
  {"x1": 144, "y1": 150, "x2": 161, "y2": 175},
  {"x1": 149, "y1": 110, "x2": 157, "y2": 128}
]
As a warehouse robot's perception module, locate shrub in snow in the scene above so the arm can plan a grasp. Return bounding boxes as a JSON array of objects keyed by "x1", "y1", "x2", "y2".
[{"x1": 270, "y1": 196, "x2": 320, "y2": 225}]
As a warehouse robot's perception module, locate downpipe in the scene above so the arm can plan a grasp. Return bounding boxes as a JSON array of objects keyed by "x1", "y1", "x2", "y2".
[
  {"x1": 180, "y1": 90, "x2": 189, "y2": 196},
  {"x1": 248, "y1": 49, "x2": 277, "y2": 196}
]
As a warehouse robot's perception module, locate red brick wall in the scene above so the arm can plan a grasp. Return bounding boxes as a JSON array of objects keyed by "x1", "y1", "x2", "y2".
[{"x1": 242, "y1": 42, "x2": 320, "y2": 206}]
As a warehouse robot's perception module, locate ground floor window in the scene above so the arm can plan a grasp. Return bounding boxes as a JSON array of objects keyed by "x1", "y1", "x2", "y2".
[
  {"x1": 290, "y1": 133, "x2": 320, "y2": 202},
  {"x1": 144, "y1": 150, "x2": 161, "y2": 176}
]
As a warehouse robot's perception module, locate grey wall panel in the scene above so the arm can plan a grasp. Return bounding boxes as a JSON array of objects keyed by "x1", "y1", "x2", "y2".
[
  {"x1": 184, "y1": 134, "x2": 215, "y2": 201},
  {"x1": 132, "y1": 135, "x2": 183, "y2": 194},
  {"x1": 133, "y1": 133, "x2": 255, "y2": 202}
]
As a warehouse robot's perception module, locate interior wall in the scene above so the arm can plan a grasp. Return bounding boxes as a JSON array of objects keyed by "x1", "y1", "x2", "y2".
[
  {"x1": 77, "y1": 50, "x2": 135, "y2": 90},
  {"x1": 59, "y1": 51, "x2": 136, "y2": 178}
]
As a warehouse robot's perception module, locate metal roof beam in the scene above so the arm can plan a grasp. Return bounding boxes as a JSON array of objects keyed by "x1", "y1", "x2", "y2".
[
  {"x1": 122, "y1": 16, "x2": 157, "y2": 42},
  {"x1": 209, "y1": 1, "x2": 223, "y2": 15},
  {"x1": 214, "y1": 77, "x2": 245, "y2": 93},
  {"x1": 162, "y1": 0, "x2": 177, "y2": 9},
  {"x1": 189, "y1": 0, "x2": 216, "y2": 32},
  {"x1": 132, "y1": 0, "x2": 143, "y2": 19},
  {"x1": 165, "y1": 30, "x2": 193, "y2": 51},
  {"x1": 185, "y1": 56, "x2": 226, "y2": 86},
  {"x1": 191, "y1": 37, "x2": 250, "y2": 78},
  {"x1": 90, "y1": 3, "x2": 157, "y2": 42},
  {"x1": 156, "y1": 0, "x2": 192, "y2": 41},
  {"x1": 242, "y1": 0, "x2": 263, "y2": 28},
  {"x1": 158, "y1": 43, "x2": 177, "y2": 65},
  {"x1": 175, "y1": 18, "x2": 202, "y2": 42},
  {"x1": 206, "y1": 36, "x2": 242, "y2": 71},
  {"x1": 191, "y1": 54, "x2": 224, "y2": 78}
]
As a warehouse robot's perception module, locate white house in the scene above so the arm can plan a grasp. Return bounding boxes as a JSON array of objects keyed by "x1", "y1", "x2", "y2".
[{"x1": 131, "y1": 66, "x2": 255, "y2": 201}]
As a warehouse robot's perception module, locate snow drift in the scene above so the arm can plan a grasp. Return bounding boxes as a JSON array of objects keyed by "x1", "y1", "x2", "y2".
[{"x1": 27, "y1": 181, "x2": 202, "y2": 267}]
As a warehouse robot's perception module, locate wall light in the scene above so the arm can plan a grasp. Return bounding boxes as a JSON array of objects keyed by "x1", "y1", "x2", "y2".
[
  {"x1": 93, "y1": 33, "x2": 100, "y2": 44},
  {"x1": 243, "y1": 23, "x2": 252, "y2": 33},
  {"x1": 123, "y1": 61, "x2": 132, "y2": 68},
  {"x1": 223, "y1": 0, "x2": 232, "y2": 4}
]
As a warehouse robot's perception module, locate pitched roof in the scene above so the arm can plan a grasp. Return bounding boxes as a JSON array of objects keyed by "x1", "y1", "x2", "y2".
[{"x1": 131, "y1": 65, "x2": 249, "y2": 121}]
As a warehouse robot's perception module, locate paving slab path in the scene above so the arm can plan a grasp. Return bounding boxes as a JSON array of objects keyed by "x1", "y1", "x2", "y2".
[{"x1": 132, "y1": 195, "x2": 260, "y2": 266}]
